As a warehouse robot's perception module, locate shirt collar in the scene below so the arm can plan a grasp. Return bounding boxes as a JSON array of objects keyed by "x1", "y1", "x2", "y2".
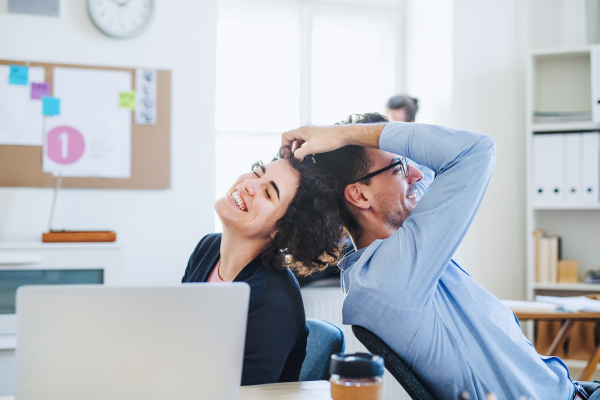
[{"x1": 338, "y1": 247, "x2": 366, "y2": 270}]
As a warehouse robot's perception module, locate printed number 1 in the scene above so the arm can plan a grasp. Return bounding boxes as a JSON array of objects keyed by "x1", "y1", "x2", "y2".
[{"x1": 58, "y1": 132, "x2": 68, "y2": 159}]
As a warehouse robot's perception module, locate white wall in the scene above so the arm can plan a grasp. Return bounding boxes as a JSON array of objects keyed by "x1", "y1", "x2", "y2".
[
  {"x1": 403, "y1": 0, "x2": 453, "y2": 127},
  {"x1": 447, "y1": 0, "x2": 528, "y2": 300},
  {"x1": 0, "y1": 0, "x2": 218, "y2": 284}
]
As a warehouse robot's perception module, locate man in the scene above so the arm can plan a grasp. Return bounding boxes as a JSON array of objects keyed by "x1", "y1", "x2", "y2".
[
  {"x1": 386, "y1": 94, "x2": 419, "y2": 123},
  {"x1": 281, "y1": 114, "x2": 588, "y2": 400}
]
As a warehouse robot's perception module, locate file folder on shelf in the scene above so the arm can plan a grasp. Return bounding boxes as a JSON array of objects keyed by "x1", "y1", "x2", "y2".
[
  {"x1": 548, "y1": 235, "x2": 560, "y2": 283},
  {"x1": 581, "y1": 132, "x2": 600, "y2": 203},
  {"x1": 532, "y1": 135, "x2": 550, "y2": 206},
  {"x1": 534, "y1": 231, "x2": 562, "y2": 283},
  {"x1": 564, "y1": 133, "x2": 582, "y2": 204},
  {"x1": 547, "y1": 134, "x2": 566, "y2": 205},
  {"x1": 532, "y1": 134, "x2": 565, "y2": 206},
  {"x1": 538, "y1": 235, "x2": 550, "y2": 283}
]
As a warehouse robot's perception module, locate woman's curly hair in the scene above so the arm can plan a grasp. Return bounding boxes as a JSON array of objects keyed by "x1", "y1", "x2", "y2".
[{"x1": 258, "y1": 155, "x2": 346, "y2": 276}]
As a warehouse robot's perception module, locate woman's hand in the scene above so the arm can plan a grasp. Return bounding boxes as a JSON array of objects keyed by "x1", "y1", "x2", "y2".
[{"x1": 280, "y1": 123, "x2": 386, "y2": 161}]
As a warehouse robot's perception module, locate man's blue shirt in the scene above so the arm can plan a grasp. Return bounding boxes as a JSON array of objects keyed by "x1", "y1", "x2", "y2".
[{"x1": 339, "y1": 122, "x2": 574, "y2": 400}]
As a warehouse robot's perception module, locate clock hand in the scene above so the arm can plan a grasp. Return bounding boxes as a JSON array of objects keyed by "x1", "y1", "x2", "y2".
[{"x1": 108, "y1": 0, "x2": 131, "y2": 6}]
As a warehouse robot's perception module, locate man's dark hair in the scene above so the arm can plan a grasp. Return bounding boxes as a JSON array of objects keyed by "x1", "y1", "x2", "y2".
[
  {"x1": 260, "y1": 156, "x2": 345, "y2": 276},
  {"x1": 312, "y1": 112, "x2": 388, "y2": 242},
  {"x1": 387, "y1": 95, "x2": 419, "y2": 122}
]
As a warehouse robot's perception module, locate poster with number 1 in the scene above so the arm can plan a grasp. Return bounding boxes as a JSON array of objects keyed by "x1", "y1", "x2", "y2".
[
  {"x1": 42, "y1": 67, "x2": 132, "y2": 178},
  {"x1": 43, "y1": 118, "x2": 125, "y2": 177}
]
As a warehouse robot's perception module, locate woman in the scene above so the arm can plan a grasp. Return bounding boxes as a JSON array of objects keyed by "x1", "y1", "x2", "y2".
[{"x1": 182, "y1": 153, "x2": 343, "y2": 386}]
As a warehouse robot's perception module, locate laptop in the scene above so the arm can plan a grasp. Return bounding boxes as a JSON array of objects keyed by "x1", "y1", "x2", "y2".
[{"x1": 15, "y1": 283, "x2": 250, "y2": 400}]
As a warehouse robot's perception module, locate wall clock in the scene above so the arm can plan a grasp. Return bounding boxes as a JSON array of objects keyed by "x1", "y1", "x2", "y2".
[{"x1": 88, "y1": 0, "x2": 154, "y2": 39}]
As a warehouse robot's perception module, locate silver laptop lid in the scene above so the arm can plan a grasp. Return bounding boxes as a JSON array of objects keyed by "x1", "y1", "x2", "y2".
[{"x1": 16, "y1": 284, "x2": 249, "y2": 400}]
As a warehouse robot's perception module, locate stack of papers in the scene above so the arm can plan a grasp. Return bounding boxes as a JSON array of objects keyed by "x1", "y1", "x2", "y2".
[
  {"x1": 586, "y1": 271, "x2": 600, "y2": 284},
  {"x1": 501, "y1": 300, "x2": 558, "y2": 313},
  {"x1": 534, "y1": 296, "x2": 600, "y2": 312},
  {"x1": 533, "y1": 111, "x2": 592, "y2": 123}
]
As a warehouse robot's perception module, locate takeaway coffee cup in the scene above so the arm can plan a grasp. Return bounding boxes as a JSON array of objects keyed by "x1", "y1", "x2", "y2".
[{"x1": 329, "y1": 353, "x2": 384, "y2": 400}]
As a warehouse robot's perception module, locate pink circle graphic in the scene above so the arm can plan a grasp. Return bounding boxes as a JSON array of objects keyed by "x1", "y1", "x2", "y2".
[{"x1": 47, "y1": 126, "x2": 85, "y2": 164}]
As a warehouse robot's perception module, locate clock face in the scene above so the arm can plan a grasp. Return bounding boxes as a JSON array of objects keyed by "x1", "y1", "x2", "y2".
[{"x1": 88, "y1": 0, "x2": 153, "y2": 39}]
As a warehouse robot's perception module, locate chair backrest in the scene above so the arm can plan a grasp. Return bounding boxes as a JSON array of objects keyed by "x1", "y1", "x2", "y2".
[
  {"x1": 352, "y1": 325, "x2": 434, "y2": 400},
  {"x1": 300, "y1": 319, "x2": 345, "y2": 381}
]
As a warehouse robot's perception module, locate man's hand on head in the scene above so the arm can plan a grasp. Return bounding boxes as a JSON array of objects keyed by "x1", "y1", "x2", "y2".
[{"x1": 280, "y1": 123, "x2": 386, "y2": 161}]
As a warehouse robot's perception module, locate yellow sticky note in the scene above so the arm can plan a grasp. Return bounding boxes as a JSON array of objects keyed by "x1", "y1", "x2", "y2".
[{"x1": 119, "y1": 90, "x2": 135, "y2": 110}]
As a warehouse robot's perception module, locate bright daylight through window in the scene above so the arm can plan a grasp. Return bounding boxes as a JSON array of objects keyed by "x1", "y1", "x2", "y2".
[{"x1": 215, "y1": 0, "x2": 399, "y2": 230}]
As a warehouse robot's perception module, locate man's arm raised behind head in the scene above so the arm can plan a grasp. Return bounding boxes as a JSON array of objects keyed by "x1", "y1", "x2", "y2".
[
  {"x1": 280, "y1": 123, "x2": 385, "y2": 161},
  {"x1": 356, "y1": 122, "x2": 496, "y2": 308}
]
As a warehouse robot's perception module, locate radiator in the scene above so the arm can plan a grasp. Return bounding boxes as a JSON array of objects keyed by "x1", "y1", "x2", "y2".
[{"x1": 301, "y1": 287, "x2": 410, "y2": 400}]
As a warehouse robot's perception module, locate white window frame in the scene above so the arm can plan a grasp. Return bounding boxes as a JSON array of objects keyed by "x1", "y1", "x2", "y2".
[{"x1": 218, "y1": 0, "x2": 404, "y2": 127}]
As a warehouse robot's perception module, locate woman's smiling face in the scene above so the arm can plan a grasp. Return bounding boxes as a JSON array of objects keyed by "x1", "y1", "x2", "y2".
[{"x1": 215, "y1": 159, "x2": 300, "y2": 240}]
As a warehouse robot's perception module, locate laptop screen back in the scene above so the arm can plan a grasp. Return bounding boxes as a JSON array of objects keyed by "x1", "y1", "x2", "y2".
[{"x1": 16, "y1": 284, "x2": 249, "y2": 400}]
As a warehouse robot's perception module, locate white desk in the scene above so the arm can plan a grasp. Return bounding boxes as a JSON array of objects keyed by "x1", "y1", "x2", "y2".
[
  {"x1": 0, "y1": 381, "x2": 333, "y2": 400},
  {"x1": 239, "y1": 381, "x2": 332, "y2": 399}
]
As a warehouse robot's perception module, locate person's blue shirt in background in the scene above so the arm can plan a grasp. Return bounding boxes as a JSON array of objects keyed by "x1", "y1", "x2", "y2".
[{"x1": 339, "y1": 122, "x2": 574, "y2": 400}]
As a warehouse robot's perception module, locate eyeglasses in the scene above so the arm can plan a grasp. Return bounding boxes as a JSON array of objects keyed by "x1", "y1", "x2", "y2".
[{"x1": 351, "y1": 157, "x2": 408, "y2": 184}]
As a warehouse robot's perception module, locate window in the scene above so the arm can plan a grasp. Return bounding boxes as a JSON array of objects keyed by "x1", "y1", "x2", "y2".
[{"x1": 215, "y1": 0, "x2": 401, "y2": 231}]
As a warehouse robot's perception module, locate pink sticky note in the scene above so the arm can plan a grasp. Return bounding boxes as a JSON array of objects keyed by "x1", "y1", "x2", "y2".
[{"x1": 31, "y1": 82, "x2": 51, "y2": 100}]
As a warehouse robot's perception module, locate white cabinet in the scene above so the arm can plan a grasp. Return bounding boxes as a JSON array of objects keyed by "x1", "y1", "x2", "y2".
[
  {"x1": 526, "y1": 45, "x2": 600, "y2": 376},
  {"x1": 0, "y1": 242, "x2": 122, "y2": 396},
  {"x1": 526, "y1": 46, "x2": 600, "y2": 298}
]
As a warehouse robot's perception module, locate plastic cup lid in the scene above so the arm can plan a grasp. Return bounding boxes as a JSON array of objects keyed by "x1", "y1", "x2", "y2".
[{"x1": 329, "y1": 353, "x2": 385, "y2": 378}]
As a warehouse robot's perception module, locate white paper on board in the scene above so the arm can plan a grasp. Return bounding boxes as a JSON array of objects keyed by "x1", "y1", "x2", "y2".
[
  {"x1": 0, "y1": 65, "x2": 45, "y2": 146},
  {"x1": 43, "y1": 117, "x2": 126, "y2": 178},
  {"x1": 50, "y1": 67, "x2": 132, "y2": 178},
  {"x1": 135, "y1": 69, "x2": 157, "y2": 125}
]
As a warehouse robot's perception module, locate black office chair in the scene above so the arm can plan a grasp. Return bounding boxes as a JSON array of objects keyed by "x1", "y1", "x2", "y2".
[
  {"x1": 299, "y1": 319, "x2": 345, "y2": 381},
  {"x1": 352, "y1": 325, "x2": 434, "y2": 400}
]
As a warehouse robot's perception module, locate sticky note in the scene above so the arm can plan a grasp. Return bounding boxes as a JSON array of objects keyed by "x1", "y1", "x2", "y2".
[
  {"x1": 9, "y1": 65, "x2": 29, "y2": 85},
  {"x1": 31, "y1": 82, "x2": 51, "y2": 100},
  {"x1": 42, "y1": 96, "x2": 60, "y2": 116},
  {"x1": 119, "y1": 90, "x2": 135, "y2": 110}
]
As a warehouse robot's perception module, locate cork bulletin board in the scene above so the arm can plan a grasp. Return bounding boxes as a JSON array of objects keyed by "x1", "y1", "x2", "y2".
[{"x1": 0, "y1": 59, "x2": 171, "y2": 189}]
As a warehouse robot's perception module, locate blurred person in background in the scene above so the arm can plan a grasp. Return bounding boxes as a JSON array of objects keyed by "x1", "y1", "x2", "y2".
[{"x1": 386, "y1": 94, "x2": 419, "y2": 123}]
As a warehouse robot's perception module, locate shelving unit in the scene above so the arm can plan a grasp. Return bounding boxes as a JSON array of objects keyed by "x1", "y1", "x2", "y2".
[
  {"x1": 533, "y1": 283, "x2": 600, "y2": 291},
  {"x1": 525, "y1": 46, "x2": 600, "y2": 376},
  {"x1": 526, "y1": 45, "x2": 600, "y2": 301},
  {"x1": 532, "y1": 121, "x2": 600, "y2": 132},
  {"x1": 533, "y1": 204, "x2": 600, "y2": 211}
]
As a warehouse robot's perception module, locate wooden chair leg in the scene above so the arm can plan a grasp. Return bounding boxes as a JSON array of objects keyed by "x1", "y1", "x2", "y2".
[
  {"x1": 546, "y1": 319, "x2": 575, "y2": 357},
  {"x1": 580, "y1": 343, "x2": 600, "y2": 381}
]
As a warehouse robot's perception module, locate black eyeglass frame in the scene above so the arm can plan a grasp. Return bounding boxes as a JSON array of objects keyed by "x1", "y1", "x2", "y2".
[{"x1": 351, "y1": 157, "x2": 408, "y2": 184}]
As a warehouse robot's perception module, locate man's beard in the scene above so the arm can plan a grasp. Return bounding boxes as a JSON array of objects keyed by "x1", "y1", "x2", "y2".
[
  {"x1": 382, "y1": 203, "x2": 412, "y2": 230},
  {"x1": 378, "y1": 186, "x2": 416, "y2": 230}
]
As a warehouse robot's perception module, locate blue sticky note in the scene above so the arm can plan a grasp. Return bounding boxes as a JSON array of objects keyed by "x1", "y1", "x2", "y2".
[
  {"x1": 9, "y1": 65, "x2": 28, "y2": 85},
  {"x1": 42, "y1": 96, "x2": 60, "y2": 116}
]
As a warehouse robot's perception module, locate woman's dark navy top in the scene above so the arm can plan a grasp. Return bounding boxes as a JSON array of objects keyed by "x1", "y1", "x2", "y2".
[{"x1": 182, "y1": 233, "x2": 309, "y2": 386}]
